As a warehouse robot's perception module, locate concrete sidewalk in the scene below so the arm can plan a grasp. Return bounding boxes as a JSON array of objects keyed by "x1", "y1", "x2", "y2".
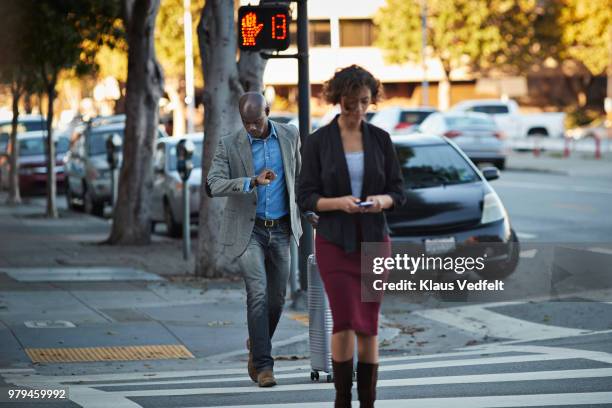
[
  {"x1": 0, "y1": 194, "x2": 310, "y2": 377},
  {"x1": 0, "y1": 194, "x2": 398, "y2": 378}
]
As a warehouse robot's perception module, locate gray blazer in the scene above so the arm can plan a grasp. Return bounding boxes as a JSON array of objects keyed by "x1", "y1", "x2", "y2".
[{"x1": 207, "y1": 121, "x2": 303, "y2": 259}]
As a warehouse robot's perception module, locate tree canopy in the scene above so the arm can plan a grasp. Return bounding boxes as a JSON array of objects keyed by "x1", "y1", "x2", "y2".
[
  {"x1": 559, "y1": 0, "x2": 611, "y2": 76},
  {"x1": 374, "y1": 0, "x2": 610, "y2": 78}
]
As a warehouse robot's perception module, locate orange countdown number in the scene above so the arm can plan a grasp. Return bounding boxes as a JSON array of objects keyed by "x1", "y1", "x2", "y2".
[{"x1": 271, "y1": 14, "x2": 287, "y2": 40}]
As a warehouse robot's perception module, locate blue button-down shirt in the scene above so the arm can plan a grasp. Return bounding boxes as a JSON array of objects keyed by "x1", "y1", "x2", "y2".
[{"x1": 242, "y1": 122, "x2": 288, "y2": 219}]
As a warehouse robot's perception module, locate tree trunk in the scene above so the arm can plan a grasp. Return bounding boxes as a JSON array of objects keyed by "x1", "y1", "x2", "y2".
[
  {"x1": 7, "y1": 84, "x2": 21, "y2": 205},
  {"x1": 108, "y1": 0, "x2": 164, "y2": 245},
  {"x1": 438, "y1": 60, "x2": 452, "y2": 111},
  {"x1": 45, "y1": 80, "x2": 58, "y2": 218},
  {"x1": 195, "y1": 0, "x2": 268, "y2": 277}
]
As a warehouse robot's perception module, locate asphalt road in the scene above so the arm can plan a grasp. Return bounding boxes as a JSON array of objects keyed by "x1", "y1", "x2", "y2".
[{"x1": 493, "y1": 168, "x2": 612, "y2": 242}]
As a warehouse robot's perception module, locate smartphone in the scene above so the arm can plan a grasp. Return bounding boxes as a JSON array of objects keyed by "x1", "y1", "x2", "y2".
[{"x1": 358, "y1": 201, "x2": 374, "y2": 208}]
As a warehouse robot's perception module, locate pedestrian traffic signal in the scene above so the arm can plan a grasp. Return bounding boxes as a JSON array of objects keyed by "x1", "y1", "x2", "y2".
[{"x1": 238, "y1": 5, "x2": 291, "y2": 51}]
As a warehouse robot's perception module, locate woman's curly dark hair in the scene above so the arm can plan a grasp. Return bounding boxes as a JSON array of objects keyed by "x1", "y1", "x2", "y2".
[{"x1": 322, "y1": 65, "x2": 383, "y2": 105}]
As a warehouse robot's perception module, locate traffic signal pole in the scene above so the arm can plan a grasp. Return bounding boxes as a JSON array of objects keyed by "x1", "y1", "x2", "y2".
[
  {"x1": 257, "y1": 0, "x2": 312, "y2": 295},
  {"x1": 296, "y1": 0, "x2": 312, "y2": 293}
]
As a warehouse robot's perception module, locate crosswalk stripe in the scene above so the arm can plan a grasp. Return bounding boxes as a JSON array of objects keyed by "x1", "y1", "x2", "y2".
[
  {"x1": 109, "y1": 367, "x2": 612, "y2": 397},
  {"x1": 199, "y1": 391, "x2": 612, "y2": 408},
  {"x1": 414, "y1": 304, "x2": 589, "y2": 340},
  {"x1": 1, "y1": 348, "x2": 535, "y2": 385},
  {"x1": 83, "y1": 353, "x2": 582, "y2": 388}
]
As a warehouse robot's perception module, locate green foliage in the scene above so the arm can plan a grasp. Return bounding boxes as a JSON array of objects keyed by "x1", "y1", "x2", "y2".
[
  {"x1": 21, "y1": 0, "x2": 122, "y2": 88},
  {"x1": 559, "y1": 0, "x2": 611, "y2": 75},
  {"x1": 375, "y1": 0, "x2": 498, "y2": 75},
  {"x1": 0, "y1": 0, "x2": 41, "y2": 93},
  {"x1": 373, "y1": 0, "x2": 421, "y2": 65},
  {"x1": 373, "y1": 0, "x2": 593, "y2": 76},
  {"x1": 155, "y1": 0, "x2": 203, "y2": 86}
]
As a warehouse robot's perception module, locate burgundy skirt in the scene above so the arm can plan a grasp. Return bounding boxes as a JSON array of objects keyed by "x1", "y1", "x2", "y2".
[{"x1": 315, "y1": 233, "x2": 391, "y2": 336}]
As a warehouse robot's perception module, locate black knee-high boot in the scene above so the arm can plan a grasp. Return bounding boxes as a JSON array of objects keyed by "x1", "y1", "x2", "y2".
[
  {"x1": 332, "y1": 358, "x2": 353, "y2": 408},
  {"x1": 357, "y1": 361, "x2": 378, "y2": 408}
]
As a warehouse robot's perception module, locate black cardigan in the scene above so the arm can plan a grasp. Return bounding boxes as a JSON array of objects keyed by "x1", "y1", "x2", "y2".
[{"x1": 297, "y1": 115, "x2": 406, "y2": 253}]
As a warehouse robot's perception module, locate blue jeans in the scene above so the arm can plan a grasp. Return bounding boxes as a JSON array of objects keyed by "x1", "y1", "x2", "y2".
[{"x1": 238, "y1": 221, "x2": 291, "y2": 371}]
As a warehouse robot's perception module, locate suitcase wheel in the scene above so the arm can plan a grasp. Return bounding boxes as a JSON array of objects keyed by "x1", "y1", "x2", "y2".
[{"x1": 310, "y1": 370, "x2": 319, "y2": 381}]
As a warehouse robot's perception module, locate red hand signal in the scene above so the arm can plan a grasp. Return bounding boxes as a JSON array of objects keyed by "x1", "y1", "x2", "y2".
[{"x1": 241, "y1": 12, "x2": 264, "y2": 46}]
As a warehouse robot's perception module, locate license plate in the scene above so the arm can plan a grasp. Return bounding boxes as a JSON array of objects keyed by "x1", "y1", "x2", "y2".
[{"x1": 424, "y1": 237, "x2": 456, "y2": 255}]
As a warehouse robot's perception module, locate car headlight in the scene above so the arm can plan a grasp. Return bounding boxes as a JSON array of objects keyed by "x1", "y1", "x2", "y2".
[{"x1": 481, "y1": 192, "x2": 506, "y2": 224}]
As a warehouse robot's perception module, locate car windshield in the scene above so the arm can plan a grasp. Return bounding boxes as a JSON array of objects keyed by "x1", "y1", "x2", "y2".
[
  {"x1": 21, "y1": 120, "x2": 47, "y2": 132},
  {"x1": 395, "y1": 143, "x2": 480, "y2": 189},
  {"x1": 88, "y1": 129, "x2": 124, "y2": 156},
  {"x1": 471, "y1": 105, "x2": 509, "y2": 114},
  {"x1": 168, "y1": 141, "x2": 203, "y2": 171},
  {"x1": 18, "y1": 137, "x2": 69, "y2": 157},
  {"x1": 446, "y1": 116, "x2": 496, "y2": 129},
  {"x1": 399, "y1": 111, "x2": 433, "y2": 125}
]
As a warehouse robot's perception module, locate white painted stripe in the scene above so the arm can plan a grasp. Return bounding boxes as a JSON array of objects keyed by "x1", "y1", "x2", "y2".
[
  {"x1": 516, "y1": 232, "x2": 538, "y2": 240},
  {"x1": 112, "y1": 368, "x2": 612, "y2": 397},
  {"x1": 69, "y1": 386, "x2": 143, "y2": 408},
  {"x1": 519, "y1": 248, "x2": 538, "y2": 258},
  {"x1": 414, "y1": 304, "x2": 589, "y2": 340},
  {"x1": 206, "y1": 333, "x2": 309, "y2": 363},
  {"x1": 200, "y1": 392, "x2": 612, "y2": 408},
  {"x1": 82, "y1": 353, "x2": 577, "y2": 388},
  {"x1": 0, "y1": 368, "x2": 35, "y2": 373},
  {"x1": 588, "y1": 247, "x2": 612, "y2": 255},
  {"x1": 473, "y1": 329, "x2": 612, "y2": 350},
  {"x1": 3, "y1": 348, "x2": 526, "y2": 385},
  {"x1": 495, "y1": 180, "x2": 612, "y2": 195},
  {"x1": 470, "y1": 344, "x2": 612, "y2": 365}
]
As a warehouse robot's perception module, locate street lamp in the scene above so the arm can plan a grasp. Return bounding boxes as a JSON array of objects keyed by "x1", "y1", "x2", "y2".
[
  {"x1": 421, "y1": 0, "x2": 429, "y2": 106},
  {"x1": 183, "y1": 0, "x2": 196, "y2": 134}
]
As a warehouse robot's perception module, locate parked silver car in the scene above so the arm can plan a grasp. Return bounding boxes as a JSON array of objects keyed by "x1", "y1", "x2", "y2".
[
  {"x1": 64, "y1": 122, "x2": 124, "y2": 215},
  {"x1": 150, "y1": 133, "x2": 203, "y2": 237},
  {"x1": 65, "y1": 117, "x2": 167, "y2": 216},
  {"x1": 417, "y1": 112, "x2": 507, "y2": 170}
]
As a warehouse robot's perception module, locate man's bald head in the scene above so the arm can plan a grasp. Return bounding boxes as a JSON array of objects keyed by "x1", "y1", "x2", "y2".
[{"x1": 239, "y1": 92, "x2": 270, "y2": 138}]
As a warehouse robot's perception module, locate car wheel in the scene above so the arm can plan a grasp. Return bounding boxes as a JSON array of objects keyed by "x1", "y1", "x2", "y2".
[
  {"x1": 495, "y1": 159, "x2": 506, "y2": 171},
  {"x1": 66, "y1": 179, "x2": 82, "y2": 211},
  {"x1": 84, "y1": 187, "x2": 104, "y2": 217},
  {"x1": 476, "y1": 229, "x2": 520, "y2": 280},
  {"x1": 164, "y1": 201, "x2": 182, "y2": 238}
]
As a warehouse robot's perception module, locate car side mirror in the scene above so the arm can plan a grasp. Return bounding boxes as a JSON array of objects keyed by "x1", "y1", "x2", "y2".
[{"x1": 481, "y1": 167, "x2": 500, "y2": 181}]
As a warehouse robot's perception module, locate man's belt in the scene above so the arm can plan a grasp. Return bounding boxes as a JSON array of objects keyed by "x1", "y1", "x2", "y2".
[{"x1": 255, "y1": 215, "x2": 290, "y2": 228}]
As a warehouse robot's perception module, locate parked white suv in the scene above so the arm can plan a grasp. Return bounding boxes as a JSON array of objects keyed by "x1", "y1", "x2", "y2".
[{"x1": 450, "y1": 99, "x2": 565, "y2": 139}]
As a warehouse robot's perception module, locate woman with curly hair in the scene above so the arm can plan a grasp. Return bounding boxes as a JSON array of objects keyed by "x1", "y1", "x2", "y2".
[{"x1": 298, "y1": 65, "x2": 406, "y2": 407}]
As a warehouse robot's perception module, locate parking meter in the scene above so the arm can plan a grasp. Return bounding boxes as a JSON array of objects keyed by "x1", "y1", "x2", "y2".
[
  {"x1": 106, "y1": 133, "x2": 122, "y2": 169},
  {"x1": 176, "y1": 139, "x2": 195, "y2": 181},
  {"x1": 176, "y1": 139, "x2": 195, "y2": 259},
  {"x1": 105, "y1": 133, "x2": 122, "y2": 209}
]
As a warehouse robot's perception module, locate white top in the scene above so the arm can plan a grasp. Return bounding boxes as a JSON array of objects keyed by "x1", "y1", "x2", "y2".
[{"x1": 345, "y1": 151, "x2": 364, "y2": 198}]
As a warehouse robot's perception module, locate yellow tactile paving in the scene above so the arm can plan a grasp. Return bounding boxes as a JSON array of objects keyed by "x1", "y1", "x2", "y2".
[
  {"x1": 25, "y1": 344, "x2": 195, "y2": 363},
  {"x1": 288, "y1": 312, "x2": 309, "y2": 326}
]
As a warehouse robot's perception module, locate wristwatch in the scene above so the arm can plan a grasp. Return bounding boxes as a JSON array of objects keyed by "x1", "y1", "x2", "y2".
[{"x1": 250, "y1": 176, "x2": 258, "y2": 188}]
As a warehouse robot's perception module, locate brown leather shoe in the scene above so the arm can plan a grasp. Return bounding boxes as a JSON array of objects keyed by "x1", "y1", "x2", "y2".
[
  {"x1": 246, "y1": 338, "x2": 257, "y2": 382},
  {"x1": 257, "y1": 369, "x2": 276, "y2": 387}
]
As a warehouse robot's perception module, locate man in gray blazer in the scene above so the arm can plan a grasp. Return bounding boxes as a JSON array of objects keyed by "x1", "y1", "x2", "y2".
[{"x1": 207, "y1": 92, "x2": 302, "y2": 387}]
